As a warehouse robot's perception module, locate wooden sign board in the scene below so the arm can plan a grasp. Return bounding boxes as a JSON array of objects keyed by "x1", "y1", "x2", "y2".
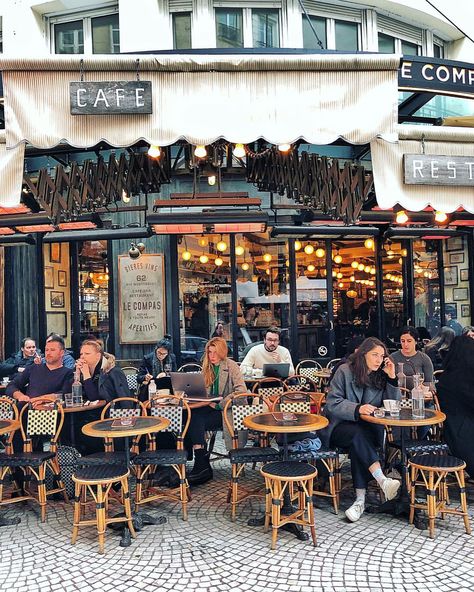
[
  {"x1": 403, "y1": 154, "x2": 474, "y2": 186},
  {"x1": 70, "y1": 81, "x2": 152, "y2": 115},
  {"x1": 118, "y1": 254, "x2": 165, "y2": 344}
]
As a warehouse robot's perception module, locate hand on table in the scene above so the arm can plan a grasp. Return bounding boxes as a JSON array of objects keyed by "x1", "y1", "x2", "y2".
[{"x1": 359, "y1": 404, "x2": 377, "y2": 416}]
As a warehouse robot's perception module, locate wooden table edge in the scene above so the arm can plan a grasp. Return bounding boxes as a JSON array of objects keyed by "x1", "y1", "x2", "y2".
[
  {"x1": 362, "y1": 409, "x2": 446, "y2": 427},
  {"x1": 243, "y1": 412, "x2": 328, "y2": 433},
  {"x1": 82, "y1": 416, "x2": 170, "y2": 438}
]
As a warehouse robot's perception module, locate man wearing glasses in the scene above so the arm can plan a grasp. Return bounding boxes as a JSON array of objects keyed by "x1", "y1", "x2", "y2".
[{"x1": 240, "y1": 326, "x2": 294, "y2": 376}]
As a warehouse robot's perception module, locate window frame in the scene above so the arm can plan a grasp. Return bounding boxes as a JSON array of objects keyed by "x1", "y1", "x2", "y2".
[
  {"x1": 214, "y1": 7, "x2": 281, "y2": 48},
  {"x1": 301, "y1": 13, "x2": 361, "y2": 51},
  {"x1": 172, "y1": 11, "x2": 193, "y2": 50}
]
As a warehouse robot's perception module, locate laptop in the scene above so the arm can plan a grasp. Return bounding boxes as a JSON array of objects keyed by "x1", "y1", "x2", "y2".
[
  {"x1": 262, "y1": 363, "x2": 290, "y2": 379},
  {"x1": 169, "y1": 372, "x2": 220, "y2": 402}
]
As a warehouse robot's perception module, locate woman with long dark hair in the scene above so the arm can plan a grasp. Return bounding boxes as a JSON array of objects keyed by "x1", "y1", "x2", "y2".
[
  {"x1": 390, "y1": 326, "x2": 434, "y2": 389},
  {"x1": 424, "y1": 326, "x2": 456, "y2": 370},
  {"x1": 321, "y1": 337, "x2": 401, "y2": 522},
  {"x1": 436, "y1": 335, "x2": 474, "y2": 477}
]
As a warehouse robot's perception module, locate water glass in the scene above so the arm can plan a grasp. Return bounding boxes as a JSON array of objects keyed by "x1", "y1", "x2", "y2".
[
  {"x1": 64, "y1": 392, "x2": 74, "y2": 408},
  {"x1": 389, "y1": 400, "x2": 401, "y2": 417}
]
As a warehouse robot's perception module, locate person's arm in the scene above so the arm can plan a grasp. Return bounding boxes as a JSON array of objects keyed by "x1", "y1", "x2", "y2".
[
  {"x1": 324, "y1": 366, "x2": 360, "y2": 421},
  {"x1": 240, "y1": 347, "x2": 256, "y2": 373},
  {"x1": 0, "y1": 356, "x2": 18, "y2": 377},
  {"x1": 137, "y1": 357, "x2": 152, "y2": 385}
]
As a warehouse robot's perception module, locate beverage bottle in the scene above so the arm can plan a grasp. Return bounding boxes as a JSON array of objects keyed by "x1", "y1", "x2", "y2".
[
  {"x1": 72, "y1": 370, "x2": 83, "y2": 405},
  {"x1": 411, "y1": 374, "x2": 425, "y2": 419},
  {"x1": 396, "y1": 363, "x2": 406, "y2": 390},
  {"x1": 148, "y1": 379, "x2": 157, "y2": 400}
]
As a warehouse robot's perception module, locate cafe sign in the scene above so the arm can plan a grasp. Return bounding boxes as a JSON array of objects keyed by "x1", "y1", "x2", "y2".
[
  {"x1": 70, "y1": 81, "x2": 152, "y2": 115},
  {"x1": 404, "y1": 154, "x2": 474, "y2": 186},
  {"x1": 399, "y1": 56, "x2": 474, "y2": 98},
  {"x1": 118, "y1": 254, "x2": 165, "y2": 344}
]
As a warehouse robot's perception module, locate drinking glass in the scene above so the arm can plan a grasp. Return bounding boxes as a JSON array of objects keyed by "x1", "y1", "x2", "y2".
[{"x1": 64, "y1": 392, "x2": 74, "y2": 408}]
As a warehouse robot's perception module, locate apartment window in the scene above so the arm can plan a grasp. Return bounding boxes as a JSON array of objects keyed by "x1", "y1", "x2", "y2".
[
  {"x1": 216, "y1": 9, "x2": 243, "y2": 48},
  {"x1": 433, "y1": 43, "x2": 444, "y2": 58},
  {"x1": 302, "y1": 16, "x2": 326, "y2": 50},
  {"x1": 252, "y1": 9, "x2": 280, "y2": 48},
  {"x1": 173, "y1": 12, "x2": 192, "y2": 49},
  {"x1": 378, "y1": 32, "x2": 395, "y2": 53},
  {"x1": 52, "y1": 12, "x2": 119, "y2": 54},
  {"x1": 335, "y1": 20, "x2": 359, "y2": 51},
  {"x1": 378, "y1": 32, "x2": 420, "y2": 55},
  {"x1": 401, "y1": 40, "x2": 418, "y2": 56}
]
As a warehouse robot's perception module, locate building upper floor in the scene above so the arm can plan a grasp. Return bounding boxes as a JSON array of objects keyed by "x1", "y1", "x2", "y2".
[{"x1": 1, "y1": 0, "x2": 473, "y2": 62}]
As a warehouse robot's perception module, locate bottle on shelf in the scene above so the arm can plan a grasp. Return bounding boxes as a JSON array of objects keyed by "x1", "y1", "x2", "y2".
[
  {"x1": 396, "y1": 363, "x2": 406, "y2": 390},
  {"x1": 148, "y1": 379, "x2": 157, "y2": 400}
]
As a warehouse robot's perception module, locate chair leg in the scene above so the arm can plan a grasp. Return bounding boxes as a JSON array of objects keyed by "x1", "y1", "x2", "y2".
[
  {"x1": 96, "y1": 485, "x2": 106, "y2": 554},
  {"x1": 457, "y1": 469, "x2": 471, "y2": 535},
  {"x1": 306, "y1": 478, "x2": 317, "y2": 547},
  {"x1": 270, "y1": 480, "x2": 281, "y2": 551},
  {"x1": 121, "y1": 477, "x2": 137, "y2": 539},
  {"x1": 231, "y1": 465, "x2": 239, "y2": 522},
  {"x1": 135, "y1": 467, "x2": 143, "y2": 512},
  {"x1": 409, "y1": 465, "x2": 416, "y2": 525},
  {"x1": 71, "y1": 482, "x2": 81, "y2": 545},
  {"x1": 38, "y1": 464, "x2": 47, "y2": 522},
  {"x1": 263, "y1": 477, "x2": 271, "y2": 533},
  {"x1": 177, "y1": 465, "x2": 188, "y2": 521},
  {"x1": 427, "y1": 470, "x2": 436, "y2": 539}
]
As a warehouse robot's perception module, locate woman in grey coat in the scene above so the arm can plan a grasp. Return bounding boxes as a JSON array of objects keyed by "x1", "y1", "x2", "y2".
[{"x1": 320, "y1": 337, "x2": 401, "y2": 522}]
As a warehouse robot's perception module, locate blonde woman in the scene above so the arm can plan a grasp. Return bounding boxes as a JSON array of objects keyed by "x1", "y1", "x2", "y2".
[{"x1": 187, "y1": 337, "x2": 247, "y2": 486}]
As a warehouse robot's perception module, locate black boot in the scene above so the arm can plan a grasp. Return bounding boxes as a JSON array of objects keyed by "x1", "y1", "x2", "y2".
[{"x1": 187, "y1": 449, "x2": 213, "y2": 486}]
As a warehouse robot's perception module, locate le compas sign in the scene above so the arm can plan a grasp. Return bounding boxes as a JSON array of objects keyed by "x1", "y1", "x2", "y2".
[{"x1": 70, "y1": 81, "x2": 152, "y2": 115}]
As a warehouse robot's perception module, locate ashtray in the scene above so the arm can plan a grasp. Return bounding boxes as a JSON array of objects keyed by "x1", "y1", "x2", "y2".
[{"x1": 373, "y1": 408, "x2": 386, "y2": 418}]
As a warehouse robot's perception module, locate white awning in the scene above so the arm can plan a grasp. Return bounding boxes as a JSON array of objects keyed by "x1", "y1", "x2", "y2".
[
  {"x1": 371, "y1": 125, "x2": 474, "y2": 214},
  {"x1": 0, "y1": 132, "x2": 25, "y2": 207}
]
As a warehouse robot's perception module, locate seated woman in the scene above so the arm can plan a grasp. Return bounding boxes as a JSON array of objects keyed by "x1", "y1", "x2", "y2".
[
  {"x1": 436, "y1": 335, "x2": 474, "y2": 477},
  {"x1": 424, "y1": 326, "x2": 456, "y2": 371},
  {"x1": 320, "y1": 337, "x2": 401, "y2": 522},
  {"x1": 186, "y1": 337, "x2": 247, "y2": 486},
  {"x1": 137, "y1": 338, "x2": 177, "y2": 400},
  {"x1": 390, "y1": 326, "x2": 434, "y2": 389}
]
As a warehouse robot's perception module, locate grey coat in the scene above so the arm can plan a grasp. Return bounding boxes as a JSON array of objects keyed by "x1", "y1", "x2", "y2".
[{"x1": 320, "y1": 363, "x2": 401, "y2": 446}]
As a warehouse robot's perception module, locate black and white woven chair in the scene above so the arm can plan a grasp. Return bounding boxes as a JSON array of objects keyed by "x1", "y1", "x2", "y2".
[{"x1": 121, "y1": 367, "x2": 139, "y2": 397}]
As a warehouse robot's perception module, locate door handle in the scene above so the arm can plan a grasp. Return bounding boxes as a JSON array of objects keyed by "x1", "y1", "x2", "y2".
[{"x1": 329, "y1": 320, "x2": 334, "y2": 331}]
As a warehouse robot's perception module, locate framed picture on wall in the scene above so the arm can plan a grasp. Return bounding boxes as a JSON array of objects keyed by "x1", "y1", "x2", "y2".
[
  {"x1": 50, "y1": 291, "x2": 65, "y2": 308},
  {"x1": 58, "y1": 270, "x2": 67, "y2": 287},
  {"x1": 446, "y1": 236, "x2": 465, "y2": 252},
  {"x1": 46, "y1": 311, "x2": 67, "y2": 337},
  {"x1": 444, "y1": 266, "x2": 458, "y2": 286},
  {"x1": 449, "y1": 252, "x2": 464, "y2": 264},
  {"x1": 453, "y1": 287, "x2": 469, "y2": 301},
  {"x1": 44, "y1": 266, "x2": 54, "y2": 289},
  {"x1": 461, "y1": 304, "x2": 470, "y2": 318},
  {"x1": 460, "y1": 269, "x2": 469, "y2": 282},
  {"x1": 50, "y1": 243, "x2": 61, "y2": 263}
]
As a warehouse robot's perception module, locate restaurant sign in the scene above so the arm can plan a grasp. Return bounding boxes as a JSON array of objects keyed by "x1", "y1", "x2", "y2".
[
  {"x1": 404, "y1": 154, "x2": 474, "y2": 186},
  {"x1": 70, "y1": 81, "x2": 152, "y2": 115},
  {"x1": 118, "y1": 254, "x2": 165, "y2": 344},
  {"x1": 399, "y1": 56, "x2": 474, "y2": 98}
]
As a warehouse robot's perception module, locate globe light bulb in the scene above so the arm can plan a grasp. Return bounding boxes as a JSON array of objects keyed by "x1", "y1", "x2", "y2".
[
  {"x1": 199, "y1": 254, "x2": 209, "y2": 264},
  {"x1": 396, "y1": 210, "x2": 409, "y2": 224},
  {"x1": 235, "y1": 245, "x2": 245, "y2": 256},
  {"x1": 307, "y1": 264, "x2": 315, "y2": 272},
  {"x1": 336, "y1": 272, "x2": 343, "y2": 279},
  {"x1": 315, "y1": 248, "x2": 325, "y2": 258},
  {"x1": 338, "y1": 282, "x2": 344, "y2": 288},
  {"x1": 364, "y1": 238, "x2": 374, "y2": 250},
  {"x1": 304, "y1": 244, "x2": 314, "y2": 255},
  {"x1": 182, "y1": 250, "x2": 192, "y2": 261},
  {"x1": 147, "y1": 145, "x2": 161, "y2": 158},
  {"x1": 351, "y1": 261, "x2": 359, "y2": 269},
  {"x1": 263, "y1": 253, "x2": 272, "y2": 263},
  {"x1": 207, "y1": 175, "x2": 216, "y2": 186},
  {"x1": 233, "y1": 143, "x2": 246, "y2": 158},
  {"x1": 358, "y1": 263, "x2": 365, "y2": 271},
  {"x1": 294, "y1": 240, "x2": 302, "y2": 251},
  {"x1": 334, "y1": 254, "x2": 343, "y2": 264},
  {"x1": 215, "y1": 257, "x2": 223, "y2": 266},
  {"x1": 198, "y1": 237, "x2": 207, "y2": 247},
  {"x1": 364, "y1": 265, "x2": 371, "y2": 273},
  {"x1": 241, "y1": 262, "x2": 250, "y2": 271},
  {"x1": 216, "y1": 239, "x2": 227, "y2": 252},
  {"x1": 265, "y1": 268, "x2": 271, "y2": 275},
  {"x1": 194, "y1": 145, "x2": 207, "y2": 158}
]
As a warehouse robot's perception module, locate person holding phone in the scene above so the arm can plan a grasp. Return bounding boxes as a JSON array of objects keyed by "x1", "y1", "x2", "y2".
[{"x1": 320, "y1": 337, "x2": 401, "y2": 523}]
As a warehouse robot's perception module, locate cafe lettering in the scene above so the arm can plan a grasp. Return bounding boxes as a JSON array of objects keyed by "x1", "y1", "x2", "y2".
[
  {"x1": 404, "y1": 154, "x2": 474, "y2": 186},
  {"x1": 70, "y1": 81, "x2": 152, "y2": 115}
]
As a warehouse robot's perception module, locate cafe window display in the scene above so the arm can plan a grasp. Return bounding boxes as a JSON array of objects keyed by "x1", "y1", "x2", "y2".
[{"x1": 413, "y1": 240, "x2": 441, "y2": 339}]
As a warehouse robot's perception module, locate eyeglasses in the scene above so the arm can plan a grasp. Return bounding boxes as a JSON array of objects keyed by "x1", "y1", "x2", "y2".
[
  {"x1": 265, "y1": 337, "x2": 279, "y2": 343},
  {"x1": 156, "y1": 350, "x2": 168, "y2": 357}
]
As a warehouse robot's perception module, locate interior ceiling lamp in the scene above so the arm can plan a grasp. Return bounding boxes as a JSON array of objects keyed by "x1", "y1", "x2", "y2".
[
  {"x1": 294, "y1": 240, "x2": 302, "y2": 251},
  {"x1": 364, "y1": 265, "x2": 371, "y2": 273},
  {"x1": 336, "y1": 271, "x2": 343, "y2": 279},
  {"x1": 182, "y1": 249, "x2": 192, "y2": 261},
  {"x1": 194, "y1": 145, "x2": 207, "y2": 158},
  {"x1": 351, "y1": 260, "x2": 359, "y2": 269},
  {"x1": 215, "y1": 256, "x2": 223, "y2": 266},
  {"x1": 350, "y1": 275, "x2": 355, "y2": 282},
  {"x1": 333, "y1": 248, "x2": 342, "y2": 265},
  {"x1": 307, "y1": 264, "x2": 316, "y2": 272},
  {"x1": 401, "y1": 248, "x2": 408, "y2": 257},
  {"x1": 347, "y1": 288, "x2": 357, "y2": 298},
  {"x1": 207, "y1": 174, "x2": 216, "y2": 186},
  {"x1": 315, "y1": 247, "x2": 325, "y2": 258},
  {"x1": 396, "y1": 209, "x2": 409, "y2": 224},
  {"x1": 128, "y1": 242, "x2": 141, "y2": 259},
  {"x1": 265, "y1": 268, "x2": 271, "y2": 275},
  {"x1": 198, "y1": 236, "x2": 207, "y2": 247},
  {"x1": 122, "y1": 189, "x2": 131, "y2": 204},
  {"x1": 242, "y1": 261, "x2": 250, "y2": 271},
  {"x1": 199, "y1": 253, "x2": 209, "y2": 264},
  {"x1": 233, "y1": 143, "x2": 246, "y2": 158},
  {"x1": 338, "y1": 282, "x2": 344, "y2": 288},
  {"x1": 235, "y1": 245, "x2": 245, "y2": 256},
  {"x1": 357, "y1": 263, "x2": 365, "y2": 271},
  {"x1": 364, "y1": 238, "x2": 374, "y2": 250},
  {"x1": 147, "y1": 145, "x2": 162, "y2": 159},
  {"x1": 278, "y1": 143, "x2": 291, "y2": 153},
  {"x1": 263, "y1": 252, "x2": 272, "y2": 263},
  {"x1": 435, "y1": 210, "x2": 448, "y2": 223},
  {"x1": 216, "y1": 235, "x2": 227, "y2": 252},
  {"x1": 370, "y1": 266, "x2": 376, "y2": 275},
  {"x1": 304, "y1": 243, "x2": 314, "y2": 255}
]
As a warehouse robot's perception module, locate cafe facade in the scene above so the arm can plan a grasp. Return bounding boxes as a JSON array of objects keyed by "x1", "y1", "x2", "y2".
[{"x1": 0, "y1": 3, "x2": 473, "y2": 365}]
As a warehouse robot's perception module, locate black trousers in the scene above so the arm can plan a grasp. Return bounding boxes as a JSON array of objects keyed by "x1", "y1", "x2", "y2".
[
  {"x1": 330, "y1": 421, "x2": 384, "y2": 490},
  {"x1": 186, "y1": 406, "x2": 222, "y2": 447}
]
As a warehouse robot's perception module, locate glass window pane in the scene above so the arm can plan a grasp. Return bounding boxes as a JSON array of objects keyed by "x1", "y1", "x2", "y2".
[
  {"x1": 252, "y1": 9, "x2": 280, "y2": 48},
  {"x1": 378, "y1": 33, "x2": 395, "y2": 53},
  {"x1": 92, "y1": 14, "x2": 120, "y2": 54},
  {"x1": 173, "y1": 13, "x2": 192, "y2": 50},
  {"x1": 413, "y1": 240, "x2": 441, "y2": 340},
  {"x1": 434, "y1": 44, "x2": 443, "y2": 58},
  {"x1": 383, "y1": 241, "x2": 406, "y2": 346},
  {"x1": 401, "y1": 40, "x2": 418, "y2": 56},
  {"x1": 443, "y1": 237, "x2": 471, "y2": 333},
  {"x1": 335, "y1": 20, "x2": 358, "y2": 51},
  {"x1": 54, "y1": 20, "x2": 84, "y2": 54},
  {"x1": 302, "y1": 16, "x2": 326, "y2": 50},
  {"x1": 216, "y1": 9, "x2": 243, "y2": 48}
]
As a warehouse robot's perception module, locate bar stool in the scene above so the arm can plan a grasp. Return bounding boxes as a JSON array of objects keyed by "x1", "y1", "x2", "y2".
[
  {"x1": 71, "y1": 464, "x2": 136, "y2": 554},
  {"x1": 408, "y1": 453, "x2": 471, "y2": 539},
  {"x1": 261, "y1": 461, "x2": 317, "y2": 550}
]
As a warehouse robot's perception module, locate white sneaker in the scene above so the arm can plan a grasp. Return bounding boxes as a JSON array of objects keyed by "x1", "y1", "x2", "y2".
[
  {"x1": 381, "y1": 477, "x2": 400, "y2": 501},
  {"x1": 345, "y1": 499, "x2": 365, "y2": 522}
]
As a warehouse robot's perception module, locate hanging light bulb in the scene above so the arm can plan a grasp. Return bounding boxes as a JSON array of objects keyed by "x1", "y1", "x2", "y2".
[
  {"x1": 401, "y1": 248, "x2": 408, "y2": 257},
  {"x1": 338, "y1": 282, "x2": 344, "y2": 288},
  {"x1": 332, "y1": 271, "x2": 337, "y2": 278},
  {"x1": 386, "y1": 242, "x2": 394, "y2": 258},
  {"x1": 350, "y1": 275, "x2": 355, "y2": 282},
  {"x1": 198, "y1": 236, "x2": 207, "y2": 247},
  {"x1": 235, "y1": 245, "x2": 245, "y2": 256},
  {"x1": 364, "y1": 265, "x2": 371, "y2": 273},
  {"x1": 199, "y1": 254, "x2": 209, "y2": 264},
  {"x1": 315, "y1": 247, "x2": 325, "y2": 258},
  {"x1": 307, "y1": 264, "x2": 315, "y2": 272},
  {"x1": 294, "y1": 240, "x2": 302, "y2": 251},
  {"x1": 182, "y1": 250, "x2": 192, "y2": 261},
  {"x1": 336, "y1": 272, "x2": 343, "y2": 279},
  {"x1": 399, "y1": 258, "x2": 403, "y2": 265},
  {"x1": 233, "y1": 143, "x2": 246, "y2": 158},
  {"x1": 216, "y1": 235, "x2": 227, "y2": 252},
  {"x1": 215, "y1": 257, "x2": 223, "y2": 266},
  {"x1": 396, "y1": 210, "x2": 409, "y2": 224},
  {"x1": 147, "y1": 145, "x2": 161, "y2": 158},
  {"x1": 278, "y1": 143, "x2": 291, "y2": 152},
  {"x1": 241, "y1": 261, "x2": 250, "y2": 271},
  {"x1": 370, "y1": 267, "x2": 376, "y2": 275},
  {"x1": 351, "y1": 260, "x2": 359, "y2": 269},
  {"x1": 265, "y1": 268, "x2": 271, "y2": 275},
  {"x1": 121, "y1": 189, "x2": 130, "y2": 203},
  {"x1": 347, "y1": 288, "x2": 357, "y2": 298},
  {"x1": 364, "y1": 238, "x2": 374, "y2": 250},
  {"x1": 435, "y1": 210, "x2": 448, "y2": 223},
  {"x1": 263, "y1": 253, "x2": 272, "y2": 263},
  {"x1": 194, "y1": 145, "x2": 207, "y2": 158},
  {"x1": 333, "y1": 252, "x2": 343, "y2": 265},
  {"x1": 304, "y1": 243, "x2": 314, "y2": 255},
  {"x1": 207, "y1": 174, "x2": 216, "y2": 186},
  {"x1": 358, "y1": 263, "x2": 365, "y2": 271}
]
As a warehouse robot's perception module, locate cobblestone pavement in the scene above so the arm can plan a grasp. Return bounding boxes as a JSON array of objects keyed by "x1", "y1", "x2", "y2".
[{"x1": 1, "y1": 449, "x2": 473, "y2": 592}]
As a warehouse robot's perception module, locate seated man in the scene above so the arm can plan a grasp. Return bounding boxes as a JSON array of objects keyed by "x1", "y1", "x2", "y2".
[
  {"x1": 6, "y1": 336, "x2": 73, "y2": 407},
  {"x1": 0, "y1": 337, "x2": 42, "y2": 378},
  {"x1": 36, "y1": 333, "x2": 75, "y2": 369},
  {"x1": 240, "y1": 326, "x2": 295, "y2": 376}
]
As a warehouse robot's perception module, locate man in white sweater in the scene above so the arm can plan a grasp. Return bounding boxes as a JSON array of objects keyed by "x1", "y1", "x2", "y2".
[{"x1": 241, "y1": 326, "x2": 295, "y2": 375}]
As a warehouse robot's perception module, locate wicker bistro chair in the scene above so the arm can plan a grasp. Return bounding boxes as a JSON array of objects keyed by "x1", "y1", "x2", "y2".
[
  {"x1": 0, "y1": 402, "x2": 67, "y2": 521},
  {"x1": 77, "y1": 397, "x2": 147, "y2": 468},
  {"x1": 223, "y1": 394, "x2": 280, "y2": 521},
  {"x1": 283, "y1": 374, "x2": 319, "y2": 395},
  {"x1": 178, "y1": 363, "x2": 202, "y2": 373},
  {"x1": 251, "y1": 378, "x2": 284, "y2": 408},
  {"x1": 295, "y1": 360, "x2": 324, "y2": 389},
  {"x1": 326, "y1": 358, "x2": 341, "y2": 371},
  {"x1": 0, "y1": 397, "x2": 19, "y2": 454},
  {"x1": 271, "y1": 391, "x2": 339, "y2": 514},
  {"x1": 134, "y1": 395, "x2": 192, "y2": 520},
  {"x1": 121, "y1": 367, "x2": 139, "y2": 397},
  {"x1": 408, "y1": 453, "x2": 471, "y2": 539}
]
